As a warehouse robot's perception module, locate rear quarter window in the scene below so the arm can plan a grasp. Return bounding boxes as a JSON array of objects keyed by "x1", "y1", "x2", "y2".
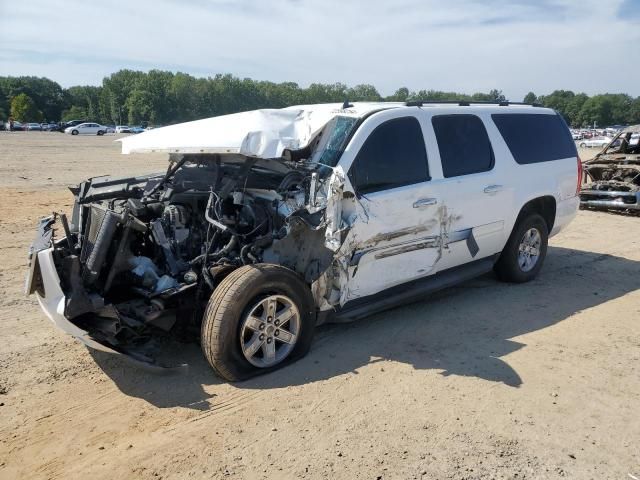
[
  {"x1": 432, "y1": 114, "x2": 494, "y2": 178},
  {"x1": 492, "y1": 113, "x2": 577, "y2": 164}
]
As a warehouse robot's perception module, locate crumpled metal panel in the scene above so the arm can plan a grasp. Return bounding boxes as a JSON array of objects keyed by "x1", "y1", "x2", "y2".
[{"x1": 118, "y1": 103, "x2": 394, "y2": 157}]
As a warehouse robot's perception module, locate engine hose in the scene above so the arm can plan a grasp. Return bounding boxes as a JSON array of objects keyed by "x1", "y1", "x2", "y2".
[
  {"x1": 240, "y1": 244, "x2": 252, "y2": 265},
  {"x1": 215, "y1": 235, "x2": 237, "y2": 258},
  {"x1": 202, "y1": 265, "x2": 215, "y2": 290}
]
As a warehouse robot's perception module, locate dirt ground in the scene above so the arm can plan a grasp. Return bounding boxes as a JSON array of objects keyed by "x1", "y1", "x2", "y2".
[{"x1": 0, "y1": 132, "x2": 638, "y2": 480}]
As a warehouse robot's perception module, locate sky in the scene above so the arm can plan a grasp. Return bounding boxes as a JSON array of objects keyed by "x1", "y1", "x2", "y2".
[{"x1": 0, "y1": 0, "x2": 639, "y2": 101}]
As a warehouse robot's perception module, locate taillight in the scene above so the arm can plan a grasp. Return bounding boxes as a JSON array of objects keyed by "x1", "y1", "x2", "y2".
[{"x1": 576, "y1": 155, "x2": 583, "y2": 196}]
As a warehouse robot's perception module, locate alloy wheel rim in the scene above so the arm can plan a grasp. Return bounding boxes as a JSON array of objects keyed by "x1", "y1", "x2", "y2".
[
  {"x1": 518, "y1": 227, "x2": 542, "y2": 272},
  {"x1": 240, "y1": 295, "x2": 300, "y2": 368}
]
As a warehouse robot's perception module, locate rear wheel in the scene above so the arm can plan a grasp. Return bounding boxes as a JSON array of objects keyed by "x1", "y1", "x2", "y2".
[
  {"x1": 579, "y1": 142, "x2": 586, "y2": 148},
  {"x1": 201, "y1": 264, "x2": 316, "y2": 381},
  {"x1": 494, "y1": 213, "x2": 548, "y2": 283}
]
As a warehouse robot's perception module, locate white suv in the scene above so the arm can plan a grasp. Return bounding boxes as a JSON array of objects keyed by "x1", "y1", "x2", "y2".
[{"x1": 27, "y1": 101, "x2": 580, "y2": 380}]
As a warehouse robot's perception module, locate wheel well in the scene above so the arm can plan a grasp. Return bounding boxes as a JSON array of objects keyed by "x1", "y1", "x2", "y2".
[{"x1": 517, "y1": 196, "x2": 556, "y2": 233}]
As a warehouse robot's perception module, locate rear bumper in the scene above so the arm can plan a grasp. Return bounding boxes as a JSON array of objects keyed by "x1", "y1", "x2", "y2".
[{"x1": 580, "y1": 190, "x2": 640, "y2": 211}]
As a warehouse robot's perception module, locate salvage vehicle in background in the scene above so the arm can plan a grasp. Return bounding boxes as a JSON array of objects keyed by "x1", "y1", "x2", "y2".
[
  {"x1": 26, "y1": 101, "x2": 580, "y2": 381},
  {"x1": 580, "y1": 125, "x2": 640, "y2": 212}
]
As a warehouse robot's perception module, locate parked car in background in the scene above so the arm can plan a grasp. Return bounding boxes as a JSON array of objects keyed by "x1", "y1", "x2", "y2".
[
  {"x1": 41, "y1": 123, "x2": 58, "y2": 131},
  {"x1": 56, "y1": 120, "x2": 86, "y2": 132},
  {"x1": 572, "y1": 132, "x2": 583, "y2": 140},
  {"x1": 6, "y1": 121, "x2": 24, "y2": 131},
  {"x1": 130, "y1": 126, "x2": 146, "y2": 134},
  {"x1": 579, "y1": 137, "x2": 612, "y2": 148},
  {"x1": 115, "y1": 125, "x2": 132, "y2": 133},
  {"x1": 26, "y1": 123, "x2": 43, "y2": 131},
  {"x1": 105, "y1": 126, "x2": 116, "y2": 134},
  {"x1": 64, "y1": 122, "x2": 108, "y2": 136}
]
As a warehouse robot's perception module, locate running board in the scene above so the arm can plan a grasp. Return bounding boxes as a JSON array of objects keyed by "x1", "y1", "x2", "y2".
[{"x1": 331, "y1": 255, "x2": 498, "y2": 322}]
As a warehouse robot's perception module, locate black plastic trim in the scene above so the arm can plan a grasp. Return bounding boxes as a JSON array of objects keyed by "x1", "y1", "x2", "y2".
[{"x1": 327, "y1": 255, "x2": 498, "y2": 323}]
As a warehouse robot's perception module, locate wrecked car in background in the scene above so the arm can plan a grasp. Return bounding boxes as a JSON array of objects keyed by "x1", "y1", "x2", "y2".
[
  {"x1": 26, "y1": 101, "x2": 581, "y2": 381},
  {"x1": 580, "y1": 124, "x2": 640, "y2": 213}
]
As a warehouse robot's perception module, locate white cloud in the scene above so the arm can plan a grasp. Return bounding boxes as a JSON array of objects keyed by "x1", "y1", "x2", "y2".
[{"x1": 0, "y1": 0, "x2": 638, "y2": 100}]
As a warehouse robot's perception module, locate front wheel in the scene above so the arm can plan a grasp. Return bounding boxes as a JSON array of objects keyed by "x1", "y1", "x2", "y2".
[
  {"x1": 579, "y1": 142, "x2": 586, "y2": 148},
  {"x1": 71, "y1": 129, "x2": 79, "y2": 135},
  {"x1": 97, "y1": 130, "x2": 104, "y2": 136},
  {"x1": 201, "y1": 264, "x2": 316, "y2": 381},
  {"x1": 494, "y1": 213, "x2": 548, "y2": 283}
]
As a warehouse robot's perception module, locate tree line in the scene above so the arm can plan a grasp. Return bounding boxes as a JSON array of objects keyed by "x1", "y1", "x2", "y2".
[{"x1": 1, "y1": 70, "x2": 639, "y2": 128}]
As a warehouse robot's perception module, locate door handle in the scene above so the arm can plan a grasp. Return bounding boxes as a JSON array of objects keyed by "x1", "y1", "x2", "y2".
[
  {"x1": 413, "y1": 198, "x2": 438, "y2": 208},
  {"x1": 483, "y1": 185, "x2": 504, "y2": 194}
]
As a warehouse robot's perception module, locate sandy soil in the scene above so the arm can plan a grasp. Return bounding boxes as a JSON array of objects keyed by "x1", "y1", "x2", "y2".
[{"x1": 0, "y1": 132, "x2": 638, "y2": 480}]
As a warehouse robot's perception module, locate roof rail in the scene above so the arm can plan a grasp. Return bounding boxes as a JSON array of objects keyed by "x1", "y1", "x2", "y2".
[{"x1": 405, "y1": 100, "x2": 542, "y2": 107}]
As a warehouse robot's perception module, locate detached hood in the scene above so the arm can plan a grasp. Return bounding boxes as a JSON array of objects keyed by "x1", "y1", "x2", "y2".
[{"x1": 119, "y1": 103, "x2": 397, "y2": 157}]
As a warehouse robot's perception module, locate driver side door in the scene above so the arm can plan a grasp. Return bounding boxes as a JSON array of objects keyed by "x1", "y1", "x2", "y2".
[{"x1": 336, "y1": 110, "x2": 442, "y2": 304}]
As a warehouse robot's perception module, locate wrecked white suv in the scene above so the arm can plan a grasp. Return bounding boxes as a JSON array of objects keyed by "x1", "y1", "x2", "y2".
[{"x1": 26, "y1": 101, "x2": 580, "y2": 381}]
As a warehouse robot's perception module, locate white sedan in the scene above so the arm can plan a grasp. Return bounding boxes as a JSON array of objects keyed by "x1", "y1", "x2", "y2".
[
  {"x1": 64, "y1": 123, "x2": 108, "y2": 136},
  {"x1": 579, "y1": 137, "x2": 612, "y2": 148}
]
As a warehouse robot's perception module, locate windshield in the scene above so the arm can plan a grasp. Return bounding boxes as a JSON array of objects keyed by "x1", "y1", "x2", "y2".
[{"x1": 312, "y1": 116, "x2": 359, "y2": 168}]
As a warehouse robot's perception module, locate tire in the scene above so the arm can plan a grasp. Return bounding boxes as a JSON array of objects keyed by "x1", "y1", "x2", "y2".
[
  {"x1": 201, "y1": 264, "x2": 316, "y2": 381},
  {"x1": 494, "y1": 213, "x2": 548, "y2": 283},
  {"x1": 97, "y1": 130, "x2": 104, "y2": 136},
  {"x1": 71, "y1": 130, "x2": 79, "y2": 135},
  {"x1": 579, "y1": 142, "x2": 586, "y2": 148}
]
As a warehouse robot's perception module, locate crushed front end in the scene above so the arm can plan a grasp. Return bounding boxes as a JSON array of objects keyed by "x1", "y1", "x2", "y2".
[{"x1": 25, "y1": 151, "x2": 346, "y2": 368}]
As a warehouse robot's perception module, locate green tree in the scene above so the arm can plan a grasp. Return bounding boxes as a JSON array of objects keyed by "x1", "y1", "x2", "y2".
[
  {"x1": 565, "y1": 93, "x2": 588, "y2": 126},
  {"x1": 0, "y1": 76, "x2": 65, "y2": 120},
  {"x1": 523, "y1": 92, "x2": 537, "y2": 104},
  {"x1": 10, "y1": 93, "x2": 43, "y2": 122},
  {"x1": 537, "y1": 90, "x2": 575, "y2": 122},
  {"x1": 126, "y1": 89, "x2": 155, "y2": 124},
  {"x1": 66, "y1": 85, "x2": 104, "y2": 121},
  {"x1": 61, "y1": 105, "x2": 88, "y2": 121},
  {"x1": 628, "y1": 98, "x2": 640, "y2": 125},
  {"x1": 385, "y1": 87, "x2": 410, "y2": 102},
  {"x1": 102, "y1": 69, "x2": 145, "y2": 124},
  {"x1": 346, "y1": 84, "x2": 382, "y2": 102},
  {"x1": 471, "y1": 89, "x2": 506, "y2": 102}
]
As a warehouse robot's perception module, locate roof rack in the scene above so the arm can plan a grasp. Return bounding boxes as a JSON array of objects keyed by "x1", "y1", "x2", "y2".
[{"x1": 405, "y1": 100, "x2": 542, "y2": 107}]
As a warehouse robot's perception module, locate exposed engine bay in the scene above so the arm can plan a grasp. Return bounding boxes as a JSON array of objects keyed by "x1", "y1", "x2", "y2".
[
  {"x1": 580, "y1": 125, "x2": 640, "y2": 213},
  {"x1": 40, "y1": 152, "x2": 343, "y2": 362}
]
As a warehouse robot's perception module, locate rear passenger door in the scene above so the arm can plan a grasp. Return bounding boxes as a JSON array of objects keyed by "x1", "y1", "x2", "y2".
[
  {"x1": 337, "y1": 110, "x2": 442, "y2": 303},
  {"x1": 425, "y1": 113, "x2": 513, "y2": 271}
]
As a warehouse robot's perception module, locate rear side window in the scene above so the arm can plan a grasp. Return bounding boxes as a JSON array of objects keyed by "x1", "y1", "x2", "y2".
[
  {"x1": 432, "y1": 115, "x2": 494, "y2": 178},
  {"x1": 349, "y1": 116, "x2": 429, "y2": 195},
  {"x1": 492, "y1": 113, "x2": 577, "y2": 164}
]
